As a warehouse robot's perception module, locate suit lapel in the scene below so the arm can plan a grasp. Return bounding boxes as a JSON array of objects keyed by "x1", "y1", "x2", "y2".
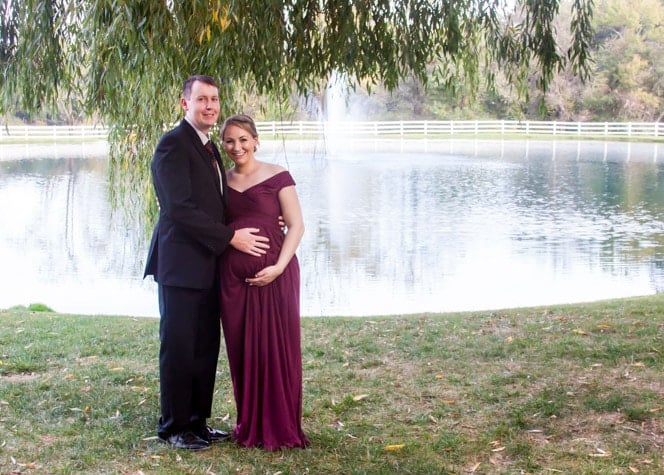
[
  {"x1": 208, "y1": 141, "x2": 225, "y2": 199},
  {"x1": 180, "y1": 120, "x2": 225, "y2": 198}
]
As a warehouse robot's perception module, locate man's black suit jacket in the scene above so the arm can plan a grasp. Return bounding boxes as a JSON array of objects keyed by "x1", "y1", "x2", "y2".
[{"x1": 144, "y1": 119, "x2": 234, "y2": 289}]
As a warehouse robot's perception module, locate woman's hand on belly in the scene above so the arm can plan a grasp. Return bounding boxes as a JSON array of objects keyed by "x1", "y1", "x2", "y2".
[{"x1": 245, "y1": 263, "x2": 284, "y2": 287}]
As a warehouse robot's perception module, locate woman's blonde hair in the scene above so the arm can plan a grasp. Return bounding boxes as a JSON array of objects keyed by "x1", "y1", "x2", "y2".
[{"x1": 221, "y1": 114, "x2": 258, "y2": 138}]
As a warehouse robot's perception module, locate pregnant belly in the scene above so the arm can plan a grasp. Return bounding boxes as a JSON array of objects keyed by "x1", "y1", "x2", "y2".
[
  {"x1": 222, "y1": 221, "x2": 283, "y2": 280},
  {"x1": 221, "y1": 247, "x2": 271, "y2": 280}
]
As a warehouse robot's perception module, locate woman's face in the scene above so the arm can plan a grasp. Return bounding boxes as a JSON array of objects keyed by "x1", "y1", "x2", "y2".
[{"x1": 222, "y1": 124, "x2": 258, "y2": 164}]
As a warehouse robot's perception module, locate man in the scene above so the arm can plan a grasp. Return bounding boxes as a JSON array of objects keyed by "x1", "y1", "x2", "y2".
[{"x1": 144, "y1": 75, "x2": 269, "y2": 451}]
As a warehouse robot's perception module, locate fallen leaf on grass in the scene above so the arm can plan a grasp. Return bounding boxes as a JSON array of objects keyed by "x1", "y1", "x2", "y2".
[
  {"x1": 589, "y1": 448, "x2": 611, "y2": 457},
  {"x1": 629, "y1": 467, "x2": 639, "y2": 473},
  {"x1": 353, "y1": 394, "x2": 369, "y2": 401},
  {"x1": 9, "y1": 457, "x2": 39, "y2": 469},
  {"x1": 435, "y1": 374, "x2": 444, "y2": 380},
  {"x1": 329, "y1": 420, "x2": 344, "y2": 431},
  {"x1": 130, "y1": 386, "x2": 150, "y2": 392},
  {"x1": 630, "y1": 362, "x2": 645, "y2": 367},
  {"x1": 469, "y1": 462, "x2": 481, "y2": 472},
  {"x1": 491, "y1": 446, "x2": 506, "y2": 452},
  {"x1": 384, "y1": 444, "x2": 405, "y2": 451},
  {"x1": 572, "y1": 329, "x2": 587, "y2": 335}
]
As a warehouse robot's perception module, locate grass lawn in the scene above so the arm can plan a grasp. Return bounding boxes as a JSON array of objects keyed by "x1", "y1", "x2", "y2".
[{"x1": 1, "y1": 296, "x2": 662, "y2": 474}]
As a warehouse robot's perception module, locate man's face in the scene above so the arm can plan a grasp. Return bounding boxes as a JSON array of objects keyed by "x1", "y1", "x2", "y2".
[{"x1": 181, "y1": 80, "x2": 220, "y2": 134}]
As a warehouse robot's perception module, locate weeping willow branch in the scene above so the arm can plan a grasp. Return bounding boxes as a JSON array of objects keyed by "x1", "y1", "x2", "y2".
[{"x1": 1, "y1": 0, "x2": 594, "y2": 226}]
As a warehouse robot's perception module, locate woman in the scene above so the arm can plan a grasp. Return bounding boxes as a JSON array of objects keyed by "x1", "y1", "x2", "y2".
[{"x1": 218, "y1": 114, "x2": 309, "y2": 450}]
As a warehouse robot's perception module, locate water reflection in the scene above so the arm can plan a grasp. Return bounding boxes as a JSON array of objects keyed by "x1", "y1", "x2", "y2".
[
  {"x1": 0, "y1": 142, "x2": 152, "y2": 316},
  {"x1": 1, "y1": 139, "x2": 663, "y2": 317}
]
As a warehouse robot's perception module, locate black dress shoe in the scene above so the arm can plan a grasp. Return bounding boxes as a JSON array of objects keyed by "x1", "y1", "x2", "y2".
[
  {"x1": 159, "y1": 431, "x2": 210, "y2": 450},
  {"x1": 195, "y1": 425, "x2": 231, "y2": 443}
]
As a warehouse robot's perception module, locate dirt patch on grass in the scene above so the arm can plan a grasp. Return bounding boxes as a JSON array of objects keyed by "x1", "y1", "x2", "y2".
[
  {"x1": 1, "y1": 372, "x2": 38, "y2": 383},
  {"x1": 557, "y1": 410, "x2": 663, "y2": 451}
]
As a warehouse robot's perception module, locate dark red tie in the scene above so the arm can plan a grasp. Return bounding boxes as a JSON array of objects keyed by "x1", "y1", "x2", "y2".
[{"x1": 205, "y1": 141, "x2": 222, "y2": 189}]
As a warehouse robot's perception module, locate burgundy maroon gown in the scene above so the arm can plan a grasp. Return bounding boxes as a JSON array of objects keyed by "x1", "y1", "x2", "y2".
[{"x1": 219, "y1": 170, "x2": 309, "y2": 450}]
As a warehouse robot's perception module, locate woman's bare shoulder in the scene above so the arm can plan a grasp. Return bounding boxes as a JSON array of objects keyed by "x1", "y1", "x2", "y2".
[{"x1": 261, "y1": 161, "x2": 286, "y2": 174}]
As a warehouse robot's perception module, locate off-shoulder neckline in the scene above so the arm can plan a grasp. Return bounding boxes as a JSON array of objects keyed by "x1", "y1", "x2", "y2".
[{"x1": 226, "y1": 170, "x2": 290, "y2": 193}]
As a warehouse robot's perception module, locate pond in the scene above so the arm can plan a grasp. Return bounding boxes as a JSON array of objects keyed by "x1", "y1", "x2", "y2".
[{"x1": 1, "y1": 138, "x2": 663, "y2": 317}]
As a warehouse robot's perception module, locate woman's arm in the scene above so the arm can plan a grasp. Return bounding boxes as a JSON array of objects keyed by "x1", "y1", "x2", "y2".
[{"x1": 245, "y1": 185, "x2": 304, "y2": 286}]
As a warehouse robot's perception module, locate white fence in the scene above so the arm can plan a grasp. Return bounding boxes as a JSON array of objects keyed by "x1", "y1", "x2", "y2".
[
  {"x1": 256, "y1": 120, "x2": 664, "y2": 138},
  {"x1": 0, "y1": 124, "x2": 108, "y2": 140},
  {"x1": 2, "y1": 120, "x2": 664, "y2": 140}
]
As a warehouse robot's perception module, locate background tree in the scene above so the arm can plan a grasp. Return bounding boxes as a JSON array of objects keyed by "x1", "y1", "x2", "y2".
[
  {"x1": 1, "y1": 0, "x2": 594, "y2": 219},
  {"x1": 308, "y1": 0, "x2": 664, "y2": 123},
  {"x1": 583, "y1": 0, "x2": 664, "y2": 121}
]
